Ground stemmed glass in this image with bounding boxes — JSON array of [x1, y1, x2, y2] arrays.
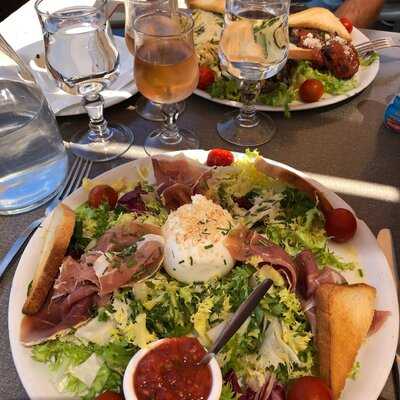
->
[[133, 10, 200, 156], [125, 0, 185, 122], [218, 0, 290, 146], [35, 0, 134, 162]]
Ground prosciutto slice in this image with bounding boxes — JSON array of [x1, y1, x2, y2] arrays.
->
[[254, 157, 334, 217], [152, 154, 210, 210], [368, 310, 391, 336], [21, 222, 164, 346], [225, 227, 297, 289]]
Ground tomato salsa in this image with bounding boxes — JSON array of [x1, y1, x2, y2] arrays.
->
[[134, 337, 212, 400]]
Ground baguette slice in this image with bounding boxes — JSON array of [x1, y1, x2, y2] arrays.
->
[[288, 44, 319, 62], [315, 283, 376, 399], [22, 204, 76, 315], [289, 7, 352, 41], [188, 0, 225, 14]]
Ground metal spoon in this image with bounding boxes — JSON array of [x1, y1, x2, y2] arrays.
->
[[199, 278, 273, 366]]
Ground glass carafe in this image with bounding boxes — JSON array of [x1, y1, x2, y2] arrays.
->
[[0, 51, 68, 215]]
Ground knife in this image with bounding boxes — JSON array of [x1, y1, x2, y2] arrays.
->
[[377, 228, 400, 400]]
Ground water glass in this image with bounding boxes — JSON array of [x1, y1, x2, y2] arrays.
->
[[218, 0, 290, 146]]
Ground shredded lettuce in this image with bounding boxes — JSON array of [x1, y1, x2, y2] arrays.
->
[[360, 52, 379, 67], [220, 383, 240, 400]]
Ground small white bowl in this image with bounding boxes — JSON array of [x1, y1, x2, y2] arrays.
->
[[123, 338, 222, 400]]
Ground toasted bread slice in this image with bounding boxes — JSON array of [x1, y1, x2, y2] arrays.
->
[[315, 283, 376, 399], [22, 204, 75, 315], [288, 44, 319, 61], [188, 0, 224, 14], [289, 7, 352, 41]]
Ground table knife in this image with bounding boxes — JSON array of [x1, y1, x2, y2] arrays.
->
[[377, 228, 400, 400]]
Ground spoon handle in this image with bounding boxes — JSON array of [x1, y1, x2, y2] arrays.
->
[[208, 278, 273, 357]]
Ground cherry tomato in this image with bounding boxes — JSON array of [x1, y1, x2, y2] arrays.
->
[[325, 208, 357, 243], [207, 148, 234, 167], [340, 17, 353, 33], [287, 376, 332, 400], [94, 391, 123, 400], [88, 184, 118, 209], [299, 79, 324, 103], [198, 66, 215, 90]]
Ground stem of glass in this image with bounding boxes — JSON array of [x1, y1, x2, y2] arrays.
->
[[159, 103, 182, 145], [82, 93, 112, 142], [237, 79, 262, 128]]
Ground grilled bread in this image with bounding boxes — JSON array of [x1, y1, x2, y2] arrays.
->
[[22, 204, 75, 315], [188, 0, 225, 14], [315, 283, 376, 399], [289, 7, 352, 41]]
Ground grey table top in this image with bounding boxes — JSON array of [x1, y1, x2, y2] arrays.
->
[[1, 28, 399, 400]]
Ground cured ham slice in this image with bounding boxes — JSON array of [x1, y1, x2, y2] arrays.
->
[[225, 227, 297, 289], [21, 222, 164, 346], [20, 293, 96, 346], [98, 240, 164, 295], [152, 154, 210, 210], [295, 250, 346, 300], [368, 310, 391, 336], [254, 157, 334, 217]]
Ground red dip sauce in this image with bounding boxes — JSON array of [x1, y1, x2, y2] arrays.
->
[[134, 337, 212, 400]]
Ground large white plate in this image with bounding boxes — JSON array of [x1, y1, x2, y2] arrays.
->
[[17, 36, 138, 117], [8, 150, 398, 400], [194, 28, 380, 112]]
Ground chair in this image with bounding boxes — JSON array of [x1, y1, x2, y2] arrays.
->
[[379, 0, 400, 32]]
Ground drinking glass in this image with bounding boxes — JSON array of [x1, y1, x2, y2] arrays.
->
[[218, 0, 290, 146], [133, 10, 199, 156], [35, 0, 134, 162], [125, 0, 185, 122]]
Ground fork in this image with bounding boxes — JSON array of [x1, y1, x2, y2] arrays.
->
[[355, 37, 400, 57], [0, 157, 92, 279]]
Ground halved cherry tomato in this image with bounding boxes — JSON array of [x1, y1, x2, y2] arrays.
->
[[287, 376, 332, 400], [88, 184, 118, 209], [299, 79, 324, 103], [94, 391, 123, 400], [207, 148, 234, 167], [198, 65, 215, 90], [340, 17, 353, 33], [325, 208, 357, 243]]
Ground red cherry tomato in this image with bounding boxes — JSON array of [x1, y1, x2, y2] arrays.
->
[[340, 17, 353, 33], [88, 184, 118, 209], [287, 376, 332, 400], [198, 65, 215, 90], [95, 391, 123, 400], [207, 148, 234, 167], [325, 208, 357, 243], [299, 79, 324, 103]]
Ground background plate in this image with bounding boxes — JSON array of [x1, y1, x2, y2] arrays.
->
[[194, 29, 380, 112], [8, 150, 398, 400]]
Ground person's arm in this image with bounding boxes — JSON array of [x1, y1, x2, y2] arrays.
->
[[335, 0, 384, 28]]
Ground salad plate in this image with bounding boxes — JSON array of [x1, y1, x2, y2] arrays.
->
[[194, 26, 379, 112], [8, 150, 398, 400]]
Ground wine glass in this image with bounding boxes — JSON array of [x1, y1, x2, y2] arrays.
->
[[35, 0, 134, 162], [125, 0, 185, 122], [218, 0, 290, 146], [133, 10, 200, 156]]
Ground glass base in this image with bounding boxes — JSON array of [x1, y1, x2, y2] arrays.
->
[[135, 96, 185, 122], [217, 111, 276, 146], [144, 127, 199, 156], [69, 123, 134, 162]]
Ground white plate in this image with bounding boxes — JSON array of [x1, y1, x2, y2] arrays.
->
[[17, 36, 138, 117], [194, 28, 380, 112], [8, 150, 398, 400]]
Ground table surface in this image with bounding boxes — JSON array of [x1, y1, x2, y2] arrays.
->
[[0, 8, 400, 398]]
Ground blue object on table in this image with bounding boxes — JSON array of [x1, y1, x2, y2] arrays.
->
[[301, 0, 342, 10], [384, 95, 400, 133]]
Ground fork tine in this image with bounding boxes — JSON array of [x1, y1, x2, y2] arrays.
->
[[356, 38, 390, 52], [70, 160, 93, 194], [54, 156, 81, 202], [359, 42, 396, 56], [61, 157, 84, 198]]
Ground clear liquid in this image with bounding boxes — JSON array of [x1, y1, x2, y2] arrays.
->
[[0, 81, 68, 214], [219, 8, 288, 80], [43, 6, 119, 95], [135, 39, 199, 104]]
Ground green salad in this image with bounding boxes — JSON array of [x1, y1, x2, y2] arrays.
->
[[28, 151, 356, 399]]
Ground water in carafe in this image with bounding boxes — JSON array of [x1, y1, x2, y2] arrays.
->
[[0, 80, 68, 214]]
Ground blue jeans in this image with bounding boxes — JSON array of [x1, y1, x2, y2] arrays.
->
[[303, 0, 342, 11]]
